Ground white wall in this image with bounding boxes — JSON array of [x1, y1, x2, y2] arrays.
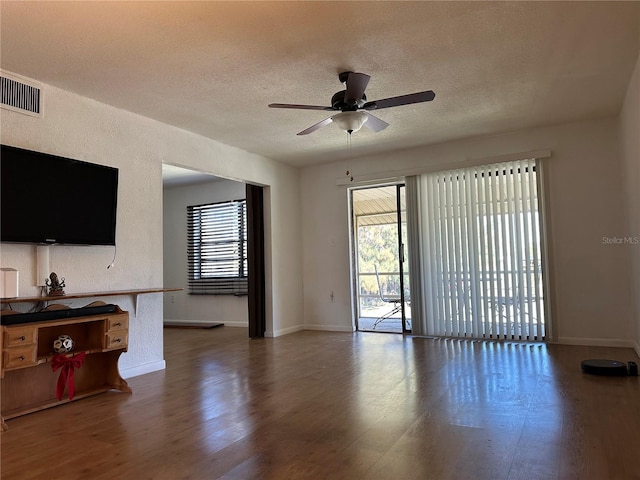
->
[[619, 52, 640, 356], [0, 81, 303, 378], [163, 177, 248, 327], [301, 117, 635, 347]]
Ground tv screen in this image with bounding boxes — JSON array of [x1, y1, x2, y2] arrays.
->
[[1, 145, 118, 246]]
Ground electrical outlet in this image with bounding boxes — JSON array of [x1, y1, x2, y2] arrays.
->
[[330, 291, 335, 303], [170, 295, 175, 303]]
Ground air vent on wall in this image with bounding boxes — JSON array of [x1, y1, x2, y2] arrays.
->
[[0, 71, 43, 117]]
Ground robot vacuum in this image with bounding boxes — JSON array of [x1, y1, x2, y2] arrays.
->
[[581, 359, 636, 376]]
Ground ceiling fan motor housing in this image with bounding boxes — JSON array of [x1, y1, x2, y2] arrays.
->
[[331, 90, 366, 111]]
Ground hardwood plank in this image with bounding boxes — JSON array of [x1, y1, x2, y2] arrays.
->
[[2, 328, 639, 479]]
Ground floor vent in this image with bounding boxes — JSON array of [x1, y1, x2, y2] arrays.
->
[[0, 71, 42, 117]]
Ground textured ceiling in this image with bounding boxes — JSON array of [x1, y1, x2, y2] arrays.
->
[[1, 1, 639, 168]]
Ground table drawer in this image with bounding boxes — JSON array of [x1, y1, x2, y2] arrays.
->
[[4, 327, 36, 347], [4, 346, 37, 369], [105, 331, 128, 350], [106, 316, 128, 332]]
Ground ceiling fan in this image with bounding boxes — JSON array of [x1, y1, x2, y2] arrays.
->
[[269, 71, 435, 136]]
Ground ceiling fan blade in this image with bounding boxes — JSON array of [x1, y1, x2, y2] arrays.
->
[[344, 72, 370, 105], [297, 117, 333, 135], [269, 103, 333, 111], [363, 90, 436, 110], [363, 112, 389, 133]]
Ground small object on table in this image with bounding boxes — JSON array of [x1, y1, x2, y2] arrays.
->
[[45, 272, 66, 296], [53, 334, 74, 354]]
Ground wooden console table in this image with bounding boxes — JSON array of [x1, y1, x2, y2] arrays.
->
[[1, 305, 130, 431], [0, 288, 181, 431]]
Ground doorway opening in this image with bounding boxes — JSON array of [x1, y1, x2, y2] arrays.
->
[[162, 165, 249, 331], [350, 184, 411, 333]]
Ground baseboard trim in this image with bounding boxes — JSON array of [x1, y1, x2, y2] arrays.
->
[[269, 324, 305, 337], [121, 360, 166, 379], [304, 324, 356, 333], [556, 337, 635, 349], [634, 341, 640, 358]]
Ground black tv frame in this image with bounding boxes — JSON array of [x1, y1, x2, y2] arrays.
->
[[0, 144, 119, 246]]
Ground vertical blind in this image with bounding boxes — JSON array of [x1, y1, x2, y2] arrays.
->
[[415, 158, 545, 340], [187, 199, 248, 295]]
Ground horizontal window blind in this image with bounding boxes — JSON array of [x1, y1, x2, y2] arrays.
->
[[188, 199, 247, 295]]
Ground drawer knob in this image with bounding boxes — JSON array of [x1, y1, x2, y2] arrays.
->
[[18, 355, 25, 361], [19, 335, 25, 341], [114, 322, 121, 327], [114, 338, 121, 343]]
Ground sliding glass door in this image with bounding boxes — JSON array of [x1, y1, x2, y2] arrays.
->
[[408, 158, 547, 340], [351, 184, 411, 333]]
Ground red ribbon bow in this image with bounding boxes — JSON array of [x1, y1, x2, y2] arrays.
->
[[51, 352, 86, 401]]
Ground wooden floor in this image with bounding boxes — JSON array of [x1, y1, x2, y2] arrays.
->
[[2, 327, 640, 480]]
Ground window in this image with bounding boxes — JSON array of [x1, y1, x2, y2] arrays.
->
[[187, 199, 247, 295]]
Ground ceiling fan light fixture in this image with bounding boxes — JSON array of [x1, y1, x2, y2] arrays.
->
[[332, 111, 368, 133]]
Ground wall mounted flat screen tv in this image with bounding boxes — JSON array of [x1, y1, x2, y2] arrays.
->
[[1, 145, 118, 246]]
